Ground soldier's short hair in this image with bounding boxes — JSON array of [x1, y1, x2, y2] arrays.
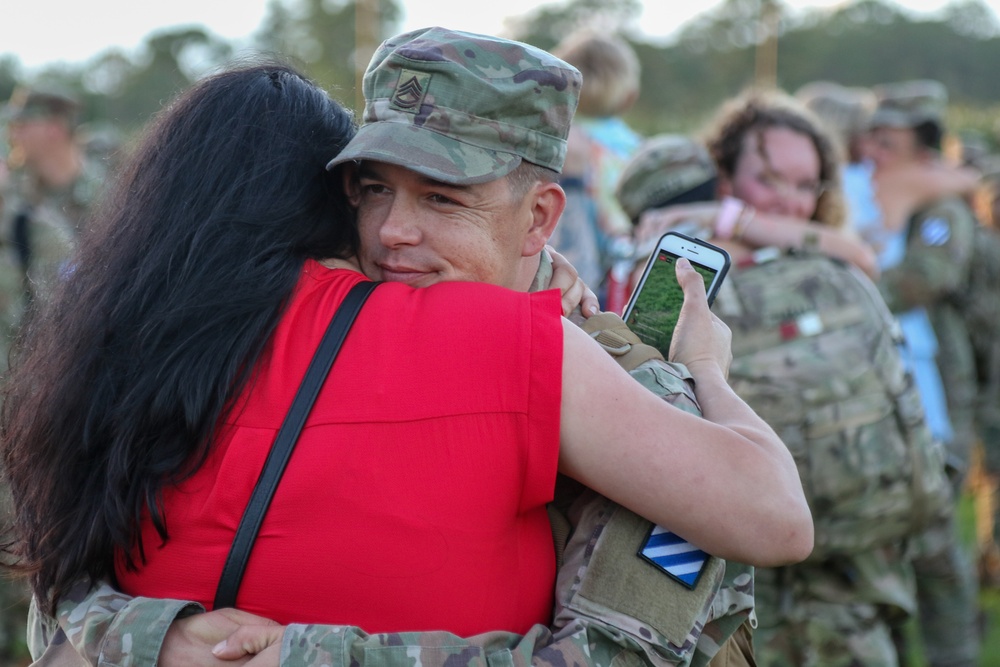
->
[[552, 30, 640, 118]]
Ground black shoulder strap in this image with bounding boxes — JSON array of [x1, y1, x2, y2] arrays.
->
[[214, 279, 380, 609]]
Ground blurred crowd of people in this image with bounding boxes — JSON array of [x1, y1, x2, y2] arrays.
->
[[549, 28, 1000, 667], [2, 24, 1000, 667]]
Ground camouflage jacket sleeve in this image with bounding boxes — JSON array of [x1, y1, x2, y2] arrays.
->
[[28, 580, 203, 666], [878, 197, 977, 313]]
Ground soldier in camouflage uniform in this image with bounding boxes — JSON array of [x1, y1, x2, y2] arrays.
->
[[614, 105, 953, 667], [20, 29, 800, 667], [0, 86, 103, 349], [866, 81, 981, 667], [0, 85, 103, 664], [968, 158, 1000, 585]]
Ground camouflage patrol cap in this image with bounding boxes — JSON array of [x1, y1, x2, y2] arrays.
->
[[870, 80, 947, 129], [4, 85, 80, 125], [616, 134, 716, 221], [327, 26, 582, 185], [795, 81, 876, 143]]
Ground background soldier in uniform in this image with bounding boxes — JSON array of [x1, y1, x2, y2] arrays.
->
[[0, 86, 103, 338], [0, 85, 103, 664], [866, 80, 981, 667]]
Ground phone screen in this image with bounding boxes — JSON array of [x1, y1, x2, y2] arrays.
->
[[624, 250, 719, 354]]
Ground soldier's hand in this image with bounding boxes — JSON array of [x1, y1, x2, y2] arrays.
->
[[160, 607, 278, 666], [213, 623, 284, 664], [669, 258, 732, 378]]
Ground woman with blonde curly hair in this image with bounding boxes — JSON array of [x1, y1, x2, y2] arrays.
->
[[705, 88, 847, 230]]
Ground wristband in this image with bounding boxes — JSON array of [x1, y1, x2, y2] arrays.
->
[[733, 204, 756, 241], [713, 196, 745, 240]]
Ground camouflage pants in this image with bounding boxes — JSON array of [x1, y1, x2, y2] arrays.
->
[[899, 513, 980, 667], [975, 407, 1000, 555]]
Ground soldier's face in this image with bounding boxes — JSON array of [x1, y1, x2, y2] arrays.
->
[[867, 126, 921, 171], [718, 127, 822, 221], [346, 161, 537, 290], [6, 118, 64, 166]]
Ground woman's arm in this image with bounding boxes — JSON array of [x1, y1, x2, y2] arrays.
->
[[637, 202, 879, 280], [875, 161, 980, 232], [558, 258, 813, 567]]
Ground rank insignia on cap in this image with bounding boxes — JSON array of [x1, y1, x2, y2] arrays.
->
[[638, 524, 710, 589], [390, 69, 430, 113], [920, 217, 950, 246]]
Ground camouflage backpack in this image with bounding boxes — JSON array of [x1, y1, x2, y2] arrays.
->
[[713, 249, 953, 560]]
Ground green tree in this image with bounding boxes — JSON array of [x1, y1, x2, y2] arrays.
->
[[252, 0, 402, 113], [506, 0, 642, 52]]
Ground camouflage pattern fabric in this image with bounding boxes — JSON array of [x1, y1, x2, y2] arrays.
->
[[753, 546, 916, 667], [24, 253, 752, 667], [714, 251, 952, 558], [706, 248, 955, 667], [962, 224, 1000, 468], [894, 512, 980, 667], [327, 26, 581, 185], [0, 161, 98, 363], [876, 197, 981, 667], [615, 135, 716, 224], [878, 196, 978, 478]]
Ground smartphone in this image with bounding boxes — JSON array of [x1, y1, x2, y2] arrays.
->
[[622, 232, 731, 356]]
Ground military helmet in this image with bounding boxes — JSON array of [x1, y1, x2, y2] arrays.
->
[[616, 134, 717, 222], [327, 26, 582, 185]]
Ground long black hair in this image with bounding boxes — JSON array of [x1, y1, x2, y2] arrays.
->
[[0, 61, 356, 612]]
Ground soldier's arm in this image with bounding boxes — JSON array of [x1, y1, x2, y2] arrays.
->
[[878, 203, 977, 312], [31, 584, 560, 667]]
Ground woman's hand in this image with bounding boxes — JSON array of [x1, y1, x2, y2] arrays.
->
[[668, 258, 733, 379], [547, 246, 599, 319], [635, 202, 719, 247], [160, 608, 279, 666], [212, 624, 284, 666]]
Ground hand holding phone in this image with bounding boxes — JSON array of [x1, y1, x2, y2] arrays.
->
[[669, 257, 734, 377], [622, 232, 731, 359]]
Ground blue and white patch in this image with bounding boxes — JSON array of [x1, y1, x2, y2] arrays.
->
[[638, 525, 710, 589], [920, 217, 951, 246]]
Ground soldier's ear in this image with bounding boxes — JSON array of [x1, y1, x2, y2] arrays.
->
[[521, 181, 565, 257], [342, 164, 361, 207]]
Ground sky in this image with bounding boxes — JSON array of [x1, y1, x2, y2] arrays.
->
[[0, 0, 976, 71]]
